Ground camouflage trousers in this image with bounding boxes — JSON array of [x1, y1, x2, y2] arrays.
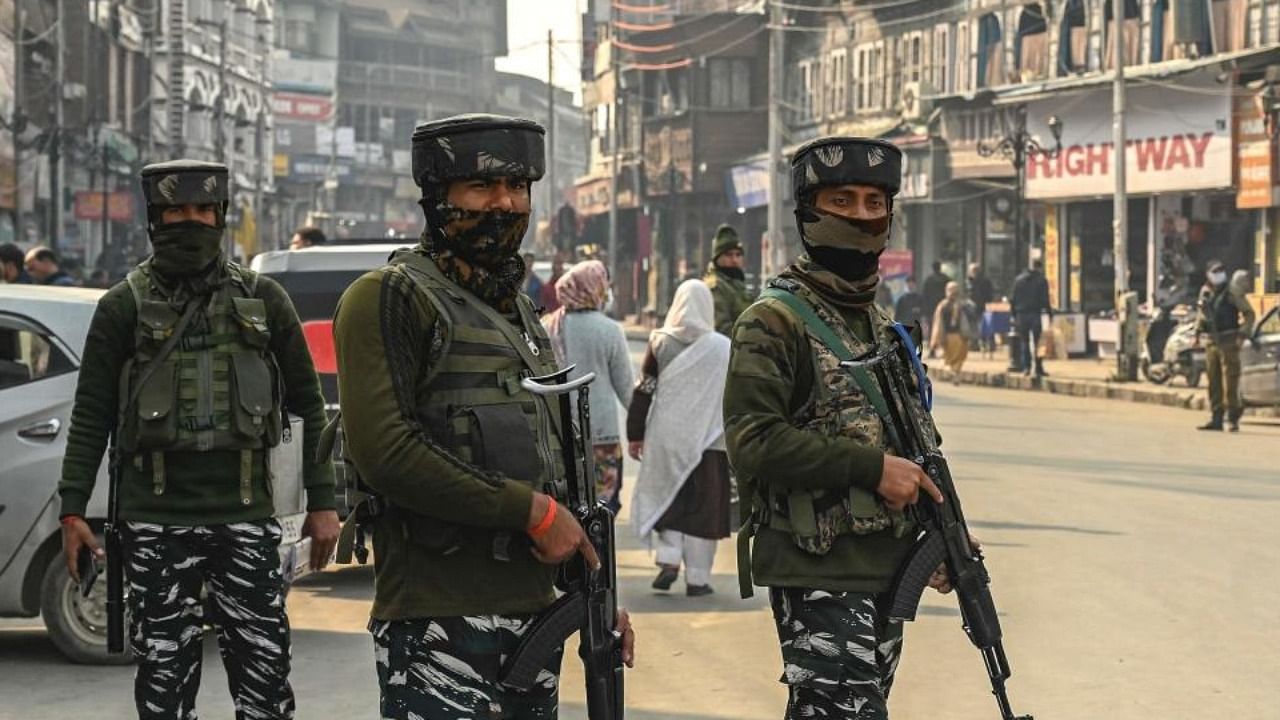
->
[[125, 521, 293, 720], [369, 615, 563, 720], [769, 587, 905, 720]]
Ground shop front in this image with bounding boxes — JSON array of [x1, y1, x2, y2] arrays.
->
[[1025, 73, 1246, 318], [572, 166, 646, 318]]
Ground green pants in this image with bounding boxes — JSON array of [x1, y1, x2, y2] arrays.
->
[[1205, 341, 1242, 419]]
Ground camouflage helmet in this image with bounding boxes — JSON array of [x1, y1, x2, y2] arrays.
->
[[411, 113, 546, 191], [791, 137, 902, 203], [140, 160, 230, 227]]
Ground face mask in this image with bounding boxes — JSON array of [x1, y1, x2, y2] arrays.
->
[[719, 265, 746, 282], [149, 221, 224, 277], [797, 206, 891, 282], [1208, 270, 1227, 286], [430, 203, 530, 271]]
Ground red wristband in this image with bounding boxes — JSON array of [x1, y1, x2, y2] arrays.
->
[[528, 498, 558, 539], [60, 515, 82, 527]]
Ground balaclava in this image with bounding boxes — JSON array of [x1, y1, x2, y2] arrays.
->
[[411, 114, 545, 310], [140, 160, 229, 279], [790, 137, 902, 283]]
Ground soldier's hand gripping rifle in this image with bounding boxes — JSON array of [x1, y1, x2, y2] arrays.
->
[[841, 330, 1032, 720], [499, 367, 624, 720]]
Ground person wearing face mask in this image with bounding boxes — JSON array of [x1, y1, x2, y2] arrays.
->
[[703, 224, 753, 336], [57, 160, 338, 719], [332, 115, 635, 719], [725, 137, 960, 720], [1195, 260, 1256, 432]]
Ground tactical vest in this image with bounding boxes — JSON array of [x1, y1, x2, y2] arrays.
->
[[378, 250, 569, 558], [1202, 287, 1242, 338], [119, 261, 283, 504], [749, 278, 936, 555]]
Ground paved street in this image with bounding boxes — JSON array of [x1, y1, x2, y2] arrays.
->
[[2, 372, 1278, 719]]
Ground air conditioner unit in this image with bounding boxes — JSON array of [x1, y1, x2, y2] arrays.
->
[[900, 81, 933, 122]]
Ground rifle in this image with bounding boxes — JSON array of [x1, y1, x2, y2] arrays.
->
[[499, 366, 624, 720], [104, 441, 125, 654], [841, 329, 1032, 720]]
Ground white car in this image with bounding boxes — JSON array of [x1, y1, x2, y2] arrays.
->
[[0, 285, 313, 664]]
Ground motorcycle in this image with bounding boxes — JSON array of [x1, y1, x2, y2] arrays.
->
[[1141, 306, 1205, 387]]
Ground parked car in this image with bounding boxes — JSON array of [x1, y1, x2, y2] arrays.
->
[[0, 285, 313, 664], [1241, 305, 1280, 407]]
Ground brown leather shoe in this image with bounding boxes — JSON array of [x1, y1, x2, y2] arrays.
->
[[686, 584, 714, 597], [651, 566, 678, 591]]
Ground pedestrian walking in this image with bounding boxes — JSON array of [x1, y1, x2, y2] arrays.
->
[[931, 281, 976, 378], [703, 224, 753, 336], [542, 259, 634, 514], [627, 278, 732, 598], [966, 262, 995, 353], [24, 246, 77, 286], [921, 260, 951, 349], [0, 242, 33, 283], [1195, 260, 1256, 432], [522, 251, 544, 300], [726, 136, 958, 720], [58, 160, 339, 719], [539, 251, 566, 312], [893, 276, 924, 326], [1011, 259, 1053, 377], [331, 114, 633, 720]]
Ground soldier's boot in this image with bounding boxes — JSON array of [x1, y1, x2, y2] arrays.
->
[[1227, 410, 1242, 433], [652, 565, 679, 591], [1197, 413, 1224, 431]]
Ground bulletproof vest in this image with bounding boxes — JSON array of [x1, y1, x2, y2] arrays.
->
[[119, 260, 282, 503], [387, 250, 568, 557], [1203, 287, 1241, 336], [754, 279, 935, 554]]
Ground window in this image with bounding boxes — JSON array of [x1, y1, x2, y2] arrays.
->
[[1058, 0, 1089, 74], [827, 49, 847, 118], [0, 319, 74, 391], [956, 21, 971, 93], [1104, 0, 1141, 68], [933, 24, 950, 93], [1016, 4, 1049, 81], [976, 13, 1004, 88], [854, 45, 870, 110], [869, 43, 884, 110], [708, 58, 751, 109]]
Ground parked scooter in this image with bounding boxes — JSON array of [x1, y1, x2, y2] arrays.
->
[[1141, 305, 1205, 387]]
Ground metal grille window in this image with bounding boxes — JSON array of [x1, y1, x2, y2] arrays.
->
[[708, 58, 751, 109], [827, 49, 847, 118]]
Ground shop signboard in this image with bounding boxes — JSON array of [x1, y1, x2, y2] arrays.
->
[[74, 191, 133, 222], [1025, 78, 1232, 199], [727, 161, 769, 210], [1044, 205, 1060, 309], [1234, 91, 1274, 209], [272, 93, 335, 123]]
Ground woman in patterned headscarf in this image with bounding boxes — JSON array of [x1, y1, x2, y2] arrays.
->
[[541, 260, 634, 513]]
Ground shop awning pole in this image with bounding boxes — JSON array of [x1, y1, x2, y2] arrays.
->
[[1113, 11, 1138, 381]]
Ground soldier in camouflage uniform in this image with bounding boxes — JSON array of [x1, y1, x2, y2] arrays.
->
[[704, 224, 753, 336], [59, 160, 339, 719], [725, 137, 954, 720], [332, 114, 634, 720]]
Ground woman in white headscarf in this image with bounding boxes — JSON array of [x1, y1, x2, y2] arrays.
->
[[626, 279, 732, 597]]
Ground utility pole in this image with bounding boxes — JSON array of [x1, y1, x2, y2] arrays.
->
[[215, 18, 227, 164], [12, 0, 20, 234], [546, 29, 556, 224], [606, 9, 620, 291], [765, 0, 784, 279], [48, 0, 65, 251], [1113, 10, 1137, 381]]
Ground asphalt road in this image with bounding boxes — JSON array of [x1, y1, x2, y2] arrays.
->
[[2, 367, 1278, 719]]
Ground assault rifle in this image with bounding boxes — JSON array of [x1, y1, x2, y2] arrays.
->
[[841, 329, 1032, 720], [499, 367, 624, 720], [104, 441, 125, 654]]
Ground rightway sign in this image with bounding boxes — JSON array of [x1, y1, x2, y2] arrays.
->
[[1024, 77, 1232, 199]]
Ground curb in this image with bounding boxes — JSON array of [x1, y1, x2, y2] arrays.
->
[[932, 366, 1279, 418]]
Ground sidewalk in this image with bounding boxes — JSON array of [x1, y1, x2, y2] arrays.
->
[[931, 352, 1280, 417], [624, 321, 1277, 418]]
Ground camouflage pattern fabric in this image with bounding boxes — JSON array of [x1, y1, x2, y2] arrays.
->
[[369, 615, 562, 720], [124, 520, 293, 720], [791, 137, 902, 200], [412, 114, 546, 188], [140, 160, 230, 207], [770, 587, 904, 720], [705, 266, 753, 337], [594, 442, 623, 515]]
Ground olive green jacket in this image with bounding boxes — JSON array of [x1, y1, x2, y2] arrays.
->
[[705, 265, 753, 337], [59, 266, 335, 525], [724, 266, 916, 593], [333, 264, 558, 620]]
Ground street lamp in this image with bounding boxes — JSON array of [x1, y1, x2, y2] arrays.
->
[[978, 107, 1063, 271]]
